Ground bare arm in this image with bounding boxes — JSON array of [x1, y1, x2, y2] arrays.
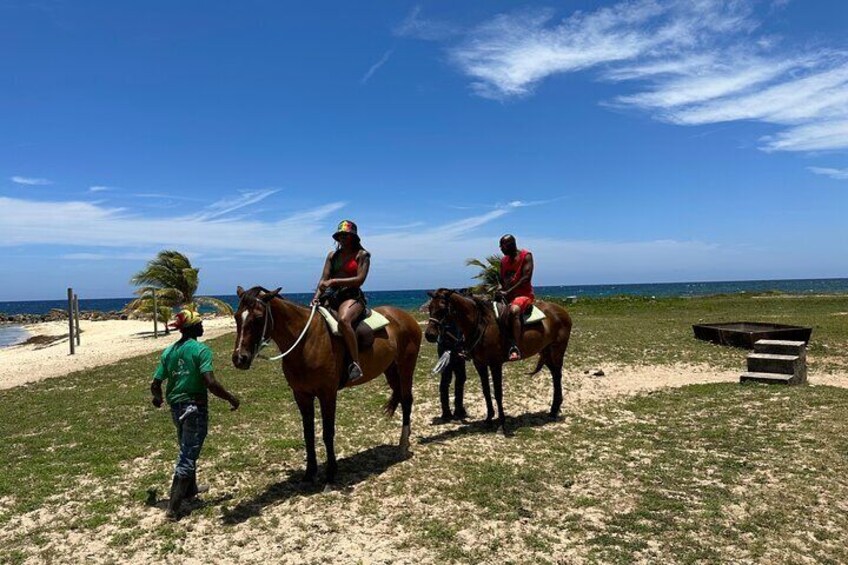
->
[[312, 251, 334, 303], [203, 372, 240, 410], [504, 253, 533, 295], [328, 251, 370, 289]]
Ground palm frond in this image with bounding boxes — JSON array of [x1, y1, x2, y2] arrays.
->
[[194, 296, 234, 315]]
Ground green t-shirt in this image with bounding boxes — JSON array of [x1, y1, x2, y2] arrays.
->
[[153, 339, 214, 404]]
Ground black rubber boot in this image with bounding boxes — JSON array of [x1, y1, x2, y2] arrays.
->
[[166, 476, 191, 520]]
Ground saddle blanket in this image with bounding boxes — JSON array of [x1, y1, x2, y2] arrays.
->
[[318, 306, 390, 336], [492, 302, 546, 325]]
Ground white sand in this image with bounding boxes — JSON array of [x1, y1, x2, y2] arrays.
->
[[0, 317, 235, 390]]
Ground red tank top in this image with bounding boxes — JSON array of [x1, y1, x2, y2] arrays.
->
[[500, 249, 534, 300], [331, 251, 358, 278]]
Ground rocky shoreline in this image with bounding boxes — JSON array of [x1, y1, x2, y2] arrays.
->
[[0, 309, 129, 325]]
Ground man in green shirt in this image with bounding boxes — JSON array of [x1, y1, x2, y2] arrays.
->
[[150, 309, 240, 520]]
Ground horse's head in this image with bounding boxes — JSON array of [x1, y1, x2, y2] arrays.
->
[[424, 288, 456, 343], [232, 285, 282, 370]]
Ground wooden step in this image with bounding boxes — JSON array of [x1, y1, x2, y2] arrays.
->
[[754, 339, 806, 356], [747, 353, 801, 376], [740, 372, 795, 385]]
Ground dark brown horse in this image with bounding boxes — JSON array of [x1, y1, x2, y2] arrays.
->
[[232, 286, 422, 483], [425, 289, 572, 430]]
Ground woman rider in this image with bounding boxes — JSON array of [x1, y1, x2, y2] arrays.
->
[[312, 220, 370, 383]]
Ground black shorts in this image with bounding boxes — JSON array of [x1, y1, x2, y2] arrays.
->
[[323, 287, 367, 311]]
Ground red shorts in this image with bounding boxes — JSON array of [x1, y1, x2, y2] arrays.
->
[[510, 296, 534, 314]]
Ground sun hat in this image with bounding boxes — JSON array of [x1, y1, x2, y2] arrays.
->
[[332, 220, 360, 243], [169, 309, 203, 330]]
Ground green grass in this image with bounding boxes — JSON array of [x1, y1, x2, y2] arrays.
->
[[2, 293, 848, 563]]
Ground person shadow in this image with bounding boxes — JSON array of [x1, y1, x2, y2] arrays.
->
[[418, 410, 556, 443], [221, 443, 410, 525]]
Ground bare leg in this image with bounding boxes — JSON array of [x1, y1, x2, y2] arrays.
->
[[509, 304, 522, 360], [294, 392, 317, 482], [338, 299, 365, 378]]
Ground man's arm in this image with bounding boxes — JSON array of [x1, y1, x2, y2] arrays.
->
[[505, 253, 533, 295], [203, 372, 240, 411], [150, 379, 164, 408]]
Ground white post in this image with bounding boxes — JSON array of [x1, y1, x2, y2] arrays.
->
[[74, 294, 81, 346]]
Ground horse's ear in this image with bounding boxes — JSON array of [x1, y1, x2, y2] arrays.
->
[[236, 286, 245, 298], [426, 291, 435, 299], [263, 287, 282, 302]]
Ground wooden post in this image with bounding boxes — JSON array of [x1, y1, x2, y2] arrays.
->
[[153, 289, 159, 338], [74, 294, 81, 346], [67, 288, 75, 355]]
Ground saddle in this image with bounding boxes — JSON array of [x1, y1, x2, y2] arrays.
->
[[492, 302, 546, 327], [317, 306, 390, 350]]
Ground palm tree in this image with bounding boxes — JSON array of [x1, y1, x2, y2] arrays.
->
[[465, 254, 502, 296], [125, 250, 233, 323]]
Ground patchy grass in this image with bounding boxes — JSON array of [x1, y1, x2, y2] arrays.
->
[[2, 293, 848, 563]]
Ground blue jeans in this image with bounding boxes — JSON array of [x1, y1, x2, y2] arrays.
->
[[169, 402, 208, 479]]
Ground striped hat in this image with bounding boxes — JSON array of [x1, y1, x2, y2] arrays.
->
[[169, 309, 202, 330], [332, 220, 360, 243]]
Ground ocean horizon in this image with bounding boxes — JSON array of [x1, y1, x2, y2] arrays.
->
[[3, 277, 848, 318]]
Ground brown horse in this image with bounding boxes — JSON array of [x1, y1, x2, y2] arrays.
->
[[232, 286, 422, 484], [425, 289, 572, 430]]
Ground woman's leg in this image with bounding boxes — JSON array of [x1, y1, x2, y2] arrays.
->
[[338, 298, 365, 378]]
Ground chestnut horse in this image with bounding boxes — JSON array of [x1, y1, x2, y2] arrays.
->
[[232, 286, 422, 484], [425, 289, 572, 430]]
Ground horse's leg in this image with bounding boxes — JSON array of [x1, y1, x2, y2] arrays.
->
[[474, 361, 495, 425], [491, 363, 507, 431], [293, 391, 317, 483], [547, 346, 567, 420], [318, 392, 338, 484], [385, 363, 413, 457]]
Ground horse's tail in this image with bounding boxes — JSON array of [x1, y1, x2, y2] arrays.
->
[[526, 355, 546, 376], [383, 389, 401, 417]]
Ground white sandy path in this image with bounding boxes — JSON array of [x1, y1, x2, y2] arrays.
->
[[0, 317, 235, 390]]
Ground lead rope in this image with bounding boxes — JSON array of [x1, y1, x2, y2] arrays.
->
[[268, 302, 318, 361]]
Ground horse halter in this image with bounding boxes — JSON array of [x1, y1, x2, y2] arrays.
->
[[237, 295, 275, 359], [429, 291, 486, 353]]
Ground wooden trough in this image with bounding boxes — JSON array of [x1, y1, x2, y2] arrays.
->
[[692, 322, 812, 349]]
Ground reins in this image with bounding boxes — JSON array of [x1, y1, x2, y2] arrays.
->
[[430, 292, 488, 355], [238, 294, 318, 362]]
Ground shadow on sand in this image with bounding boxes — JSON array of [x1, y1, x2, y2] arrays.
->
[[221, 443, 410, 525], [418, 410, 556, 443]]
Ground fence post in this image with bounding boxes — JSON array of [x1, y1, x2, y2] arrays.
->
[[67, 288, 75, 355], [74, 294, 81, 346], [153, 289, 158, 338]]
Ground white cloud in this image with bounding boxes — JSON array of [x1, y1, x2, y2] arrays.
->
[[190, 189, 279, 221], [441, 0, 848, 152], [361, 50, 393, 84], [808, 166, 848, 180], [89, 185, 114, 192], [11, 176, 52, 186]]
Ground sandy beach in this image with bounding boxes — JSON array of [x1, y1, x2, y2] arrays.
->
[[0, 317, 235, 390]]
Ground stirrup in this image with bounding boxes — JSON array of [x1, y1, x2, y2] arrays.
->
[[348, 362, 364, 383]]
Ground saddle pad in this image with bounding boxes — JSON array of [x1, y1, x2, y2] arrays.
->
[[492, 302, 546, 325], [318, 306, 390, 336]]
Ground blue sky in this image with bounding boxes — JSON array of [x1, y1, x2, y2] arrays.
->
[[2, 0, 848, 300]]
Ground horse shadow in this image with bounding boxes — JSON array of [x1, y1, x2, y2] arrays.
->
[[221, 443, 409, 525], [418, 410, 556, 444]]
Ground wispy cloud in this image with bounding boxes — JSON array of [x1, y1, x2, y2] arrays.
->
[[190, 189, 280, 221], [11, 176, 52, 186], [394, 5, 459, 41], [361, 49, 394, 84], [808, 166, 848, 180], [440, 0, 848, 152], [89, 185, 115, 192]]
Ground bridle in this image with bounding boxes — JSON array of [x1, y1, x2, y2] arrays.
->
[[237, 294, 318, 362], [428, 291, 487, 354]]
